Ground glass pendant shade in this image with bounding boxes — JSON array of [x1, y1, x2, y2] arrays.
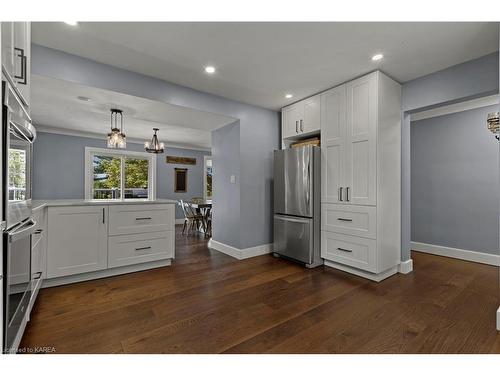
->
[[145, 128, 165, 154], [107, 109, 126, 148]]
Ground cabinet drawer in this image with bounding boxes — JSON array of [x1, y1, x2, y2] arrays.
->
[[321, 231, 376, 272], [321, 203, 376, 239], [108, 204, 175, 236], [108, 231, 174, 268]]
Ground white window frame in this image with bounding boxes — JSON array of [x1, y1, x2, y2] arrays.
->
[[85, 147, 157, 200], [203, 155, 212, 201]]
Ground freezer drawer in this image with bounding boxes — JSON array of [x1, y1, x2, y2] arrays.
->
[[273, 214, 313, 264]]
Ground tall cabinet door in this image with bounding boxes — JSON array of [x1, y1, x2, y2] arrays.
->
[[321, 84, 346, 203], [345, 73, 377, 206], [47, 206, 108, 278]]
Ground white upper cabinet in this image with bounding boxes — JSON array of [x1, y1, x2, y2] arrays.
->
[[345, 73, 377, 206], [282, 94, 321, 139], [1, 22, 31, 109], [301, 95, 321, 134], [282, 104, 302, 138], [47, 206, 108, 278], [321, 84, 346, 204]]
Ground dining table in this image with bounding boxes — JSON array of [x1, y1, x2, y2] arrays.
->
[[188, 200, 212, 234]]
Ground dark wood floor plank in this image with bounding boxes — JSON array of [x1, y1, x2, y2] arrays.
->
[[19, 227, 500, 353]]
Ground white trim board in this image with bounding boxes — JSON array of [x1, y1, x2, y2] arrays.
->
[[398, 259, 413, 274], [411, 241, 500, 266], [324, 260, 398, 282], [208, 239, 272, 260], [410, 94, 499, 122]]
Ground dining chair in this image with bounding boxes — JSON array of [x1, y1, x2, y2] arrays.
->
[[179, 200, 204, 235], [205, 209, 212, 238]]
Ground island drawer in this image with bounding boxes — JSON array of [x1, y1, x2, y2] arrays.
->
[[108, 204, 175, 235], [108, 231, 174, 268]]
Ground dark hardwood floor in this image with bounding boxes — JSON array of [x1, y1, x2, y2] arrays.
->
[[20, 226, 500, 353]]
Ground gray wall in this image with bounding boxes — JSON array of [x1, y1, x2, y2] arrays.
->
[[212, 122, 241, 247], [411, 105, 499, 254], [33, 132, 210, 219], [32, 45, 280, 249], [401, 52, 499, 261]]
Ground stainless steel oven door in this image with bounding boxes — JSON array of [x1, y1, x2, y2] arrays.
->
[[2, 81, 36, 229], [3, 217, 36, 353]]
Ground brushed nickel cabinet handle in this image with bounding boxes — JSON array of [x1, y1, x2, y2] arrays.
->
[[339, 187, 343, 202], [135, 246, 152, 251], [102, 208, 105, 223], [346, 187, 350, 202], [300, 119, 303, 132], [135, 217, 152, 221], [337, 218, 353, 222], [295, 120, 298, 133], [337, 247, 352, 253]]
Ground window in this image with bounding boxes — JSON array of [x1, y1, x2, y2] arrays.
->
[[85, 147, 156, 200], [204, 156, 212, 201]]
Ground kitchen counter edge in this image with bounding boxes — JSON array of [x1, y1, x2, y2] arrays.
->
[[32, 199, 178, 211]]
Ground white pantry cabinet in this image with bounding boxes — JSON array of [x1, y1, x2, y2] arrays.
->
[[320, 71, 401, 281], [47, 206, 108, 278], [282, 94, 320, 139]]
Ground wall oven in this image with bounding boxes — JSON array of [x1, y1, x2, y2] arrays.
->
[[3, 218, 36, 352], [2, 80, 35, 229], [2, 80, 36, 353]]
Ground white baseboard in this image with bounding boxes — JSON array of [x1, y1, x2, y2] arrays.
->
[[208, 239, 272, 260], [497, 306, 500, 331], [411, 241, 500, 266], [398, 259, 413, 274], [324, 260, 398, 282]]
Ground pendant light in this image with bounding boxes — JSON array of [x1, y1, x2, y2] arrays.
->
[[107, 109, 126, 148], [487, 112, 499, 140], [145, 128, 165, 154]]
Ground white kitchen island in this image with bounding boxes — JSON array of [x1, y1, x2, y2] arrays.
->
[[31, 199, 177, 288]]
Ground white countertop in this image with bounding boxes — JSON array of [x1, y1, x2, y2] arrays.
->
[[32, 199, 178, 211]]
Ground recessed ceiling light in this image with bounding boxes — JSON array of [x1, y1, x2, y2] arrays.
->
[[77, 96, 91, 102], [205, 66, 216, 74], [285, 94, 293, 99], [64, 21, 78, 26], [371, 54, 384, 61]]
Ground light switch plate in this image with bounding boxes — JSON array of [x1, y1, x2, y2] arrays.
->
[[230, 175, 236, 184]]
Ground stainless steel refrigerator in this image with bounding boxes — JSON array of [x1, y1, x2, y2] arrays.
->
[[273, 145, 322, 268]]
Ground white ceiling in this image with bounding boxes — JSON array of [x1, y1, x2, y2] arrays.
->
[[32, 22, 499, 110], [31, 75, 236, 150]]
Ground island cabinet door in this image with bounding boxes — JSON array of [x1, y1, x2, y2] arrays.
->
[[47, 206, 108, 278]]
